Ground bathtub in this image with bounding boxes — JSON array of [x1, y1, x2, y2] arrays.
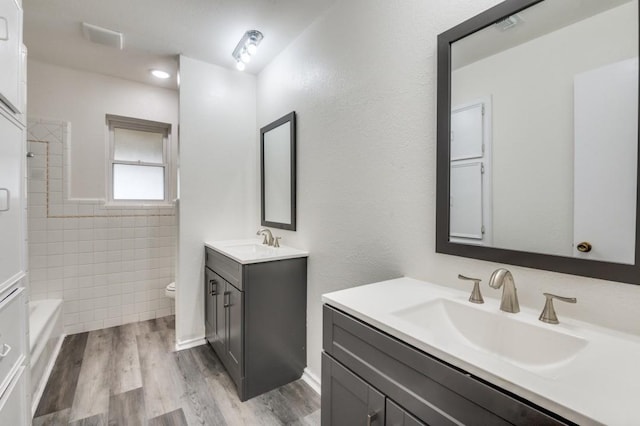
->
[[29, 299, 64, 415]]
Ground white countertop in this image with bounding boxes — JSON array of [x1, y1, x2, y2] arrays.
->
[[205, 239, 308, 264], [322, 277, 640, 426]]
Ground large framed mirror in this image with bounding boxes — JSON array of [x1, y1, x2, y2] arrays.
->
[[436, 0, 640, 284], [261, 111, 296, 230]]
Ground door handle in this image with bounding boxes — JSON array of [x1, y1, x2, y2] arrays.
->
[[0, 188, 9, 212], [366, 412, 378, 426], [209, 279, 217, 296], [0, 17, 8, 41], [0, 343, 11, 358], [223, 291, 231, 308], [576, 241, 592, 253]]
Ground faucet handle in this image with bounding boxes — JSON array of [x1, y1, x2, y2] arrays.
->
[[539, 293, 577, 324], [261, 234, 269, 245], [458, 274, 484, 304], [273, 237, 281, 248]]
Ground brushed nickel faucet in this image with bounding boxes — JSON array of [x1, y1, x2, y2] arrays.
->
[[488, 268, 520, 313], [538, 293, 577, 324], [458, 274, 484, 304], [256, 228, 275, 246]]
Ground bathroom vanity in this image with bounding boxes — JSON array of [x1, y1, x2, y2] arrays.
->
[[322, 278, 640, 425], [204, 239, 308, 401]]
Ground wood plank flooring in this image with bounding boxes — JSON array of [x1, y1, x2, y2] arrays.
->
[[33, 316, 320, 426]]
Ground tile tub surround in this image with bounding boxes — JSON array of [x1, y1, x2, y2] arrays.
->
[[323, 277, 640, 425], [32, 316, 321, 425], [27, 118, 176, 334]]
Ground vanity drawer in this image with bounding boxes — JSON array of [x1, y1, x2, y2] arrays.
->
[[323, 305, 570, 426], [205, 248, 243, 290], [0, 287, 26, 394]]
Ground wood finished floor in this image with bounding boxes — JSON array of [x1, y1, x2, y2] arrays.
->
[[33, 316, 320, 426]]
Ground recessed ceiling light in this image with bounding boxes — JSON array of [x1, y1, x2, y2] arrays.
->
[[150, 69, 171, 79]]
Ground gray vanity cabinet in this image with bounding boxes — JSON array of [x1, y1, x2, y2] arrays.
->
[[204, 247, 307, 401], [322, 305, 572, 426]]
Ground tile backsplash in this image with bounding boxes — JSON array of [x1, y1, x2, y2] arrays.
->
[[27, 118, 176, 334]]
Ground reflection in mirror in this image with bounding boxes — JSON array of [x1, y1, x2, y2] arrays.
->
[[437, 0, 640, 284], [261, 111, 296, 230], [449, 0, 638, 264]]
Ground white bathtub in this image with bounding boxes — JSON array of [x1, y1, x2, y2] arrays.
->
[[29, 299, 64, 415]]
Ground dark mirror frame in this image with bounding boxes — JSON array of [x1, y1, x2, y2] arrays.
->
[[436, 0, 640, 285], [261, 111, 297, 231]]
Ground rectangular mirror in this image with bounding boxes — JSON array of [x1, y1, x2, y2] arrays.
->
[[437, 0, 640, 284], [261, 111, 296, 230]]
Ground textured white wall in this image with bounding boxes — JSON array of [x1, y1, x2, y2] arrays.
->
[[257, 0, 640, 379], [452, 2, 638, 257], [177, 56, 257, 345], [27, 59, 179, 200]]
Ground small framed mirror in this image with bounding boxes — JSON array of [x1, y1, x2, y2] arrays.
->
[[261, 111, 296, 230]]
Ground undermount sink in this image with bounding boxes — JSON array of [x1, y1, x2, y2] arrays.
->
[[391, 298, 588, 371], [224, 242, 275, 255]]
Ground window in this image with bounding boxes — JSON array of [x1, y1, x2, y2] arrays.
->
[[106, 115, 172, 204]]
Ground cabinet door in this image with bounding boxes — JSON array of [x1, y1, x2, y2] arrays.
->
[[0, 115, 23, 288], [225, 282, 243, 371], [214, 278, 225, 353], [386, 399, 426, 426], [321, 353, 385, 426], [204, 268, 218, 344], [0, 0, 22, 113]]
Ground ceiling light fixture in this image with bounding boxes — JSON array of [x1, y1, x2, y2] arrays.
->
[[232, 30, 264, 71], [150, 69, 171, 79]]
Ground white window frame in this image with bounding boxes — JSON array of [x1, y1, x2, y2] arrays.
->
[[106, 114, 172, 206]]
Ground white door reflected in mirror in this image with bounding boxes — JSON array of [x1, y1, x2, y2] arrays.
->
[[450, 0, 638, 264]]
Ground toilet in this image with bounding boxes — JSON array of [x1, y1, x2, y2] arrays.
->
[[165, 282, 176, 299]]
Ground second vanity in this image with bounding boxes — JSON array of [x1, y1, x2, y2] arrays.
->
[[322, 278, 640, 425], [204, 239, 308, 401]]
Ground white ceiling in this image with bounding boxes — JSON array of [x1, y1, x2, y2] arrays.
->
[[23, 0, 337, 89]]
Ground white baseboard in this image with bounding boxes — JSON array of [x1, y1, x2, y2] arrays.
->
[[301, 368, 321, 395], [32, 333, 66, 416], [174, 337, 206, 351]]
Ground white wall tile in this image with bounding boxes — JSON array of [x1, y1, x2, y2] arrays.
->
[[27, 118, 177, 333], [84, 320, 105, 332], [94, 308, 107, 320]]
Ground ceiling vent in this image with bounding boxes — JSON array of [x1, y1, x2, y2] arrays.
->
[[81, 22, 124, 49]]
